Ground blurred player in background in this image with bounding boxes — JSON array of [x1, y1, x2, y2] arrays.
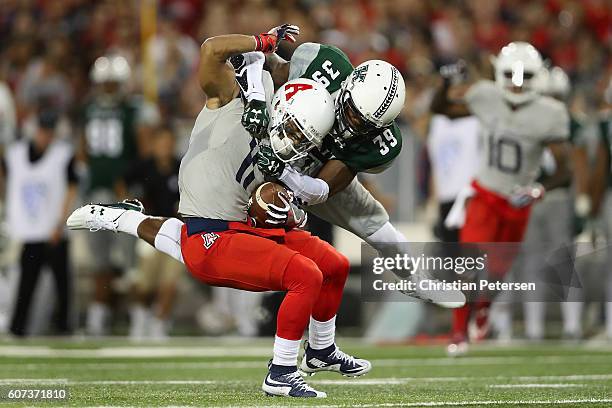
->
[[117, 126, 182, 341], [68, 26, 371, 398], [80, 55, 160, 336], [518, 66, 589, 341], [591, 78, 612, 340], [81, 55, 137, 336], [433, 42, 571, 355]]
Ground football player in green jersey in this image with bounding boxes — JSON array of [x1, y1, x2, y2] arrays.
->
[[516, 66, 589, 341], [236, 43, 465, 308], [591, 78, 612, 339], [80, 55, 155, 336]]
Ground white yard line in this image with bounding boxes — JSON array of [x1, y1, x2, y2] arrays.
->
[[1, 345, 612, 366], [311, 374, 612, 385], [80, 399, 612, 408], [0, 346, 273, 358], [1, 374, 611, 386], [488, 383, 586, 388]]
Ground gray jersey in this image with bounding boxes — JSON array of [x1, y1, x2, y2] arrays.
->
[[178, 73, 274, 220], [465, 80, 569, 196]]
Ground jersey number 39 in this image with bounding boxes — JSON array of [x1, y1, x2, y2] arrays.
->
[[373, 129, 397, 155]]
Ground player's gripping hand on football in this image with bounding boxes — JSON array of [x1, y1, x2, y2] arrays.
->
[[242, 100, 269, 138], [262, 191, 308, 229], [254, 24, 300, 54], [509, 183, 545, 208], [257, 144, 285, 179]]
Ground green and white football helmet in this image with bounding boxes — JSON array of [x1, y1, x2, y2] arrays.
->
[[333, 60, 405, 141]]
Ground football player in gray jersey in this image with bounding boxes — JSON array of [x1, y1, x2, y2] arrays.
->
[[67, 26, 373, 398], [432, 41, 571, 356]]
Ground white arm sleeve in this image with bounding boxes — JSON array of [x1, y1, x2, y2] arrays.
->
[[233, 52, 266, 102], [278, 166, 330, 205]]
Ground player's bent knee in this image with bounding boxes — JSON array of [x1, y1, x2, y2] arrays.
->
[[284, 254, 324, 294], [322, 248, 350, 283], [335, 252, 350, 281], [154, 218, 185, 263]]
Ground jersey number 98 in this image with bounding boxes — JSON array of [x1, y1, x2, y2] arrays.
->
[[86, 118, 124, 157]]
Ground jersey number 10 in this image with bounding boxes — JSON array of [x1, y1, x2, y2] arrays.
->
[[488, 134, 522, 174]]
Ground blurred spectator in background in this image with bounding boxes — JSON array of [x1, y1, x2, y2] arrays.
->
[[117, 126, 182, 341], [428, 61, 480, 242], [80, 55, 142, 336], [147, 13, 198, 119], [0, 78, 16, 147], [4, 108, 77, 337], [16, 36, 74, 117]]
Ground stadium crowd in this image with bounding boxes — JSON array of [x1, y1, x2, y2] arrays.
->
[[0, 0, 610, 339]]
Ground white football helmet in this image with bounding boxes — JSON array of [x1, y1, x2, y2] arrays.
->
[[548, 66, 570, 98], [334, 60, 405, 140], [493, 42, 544, 105], [90, 55, 131, 84], [269, 78, 335, 162]]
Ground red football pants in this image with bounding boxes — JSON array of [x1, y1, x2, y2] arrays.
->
[[453, 182, 531, 337], [180, 225, 349, 340]]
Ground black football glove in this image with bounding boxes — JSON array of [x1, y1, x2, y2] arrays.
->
[[242, 100, 269, 138], [439, 60, 468, 85], [256, 144, 285, 179]]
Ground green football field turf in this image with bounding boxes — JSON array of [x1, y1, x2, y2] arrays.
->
[[0, 338, 611, 407]]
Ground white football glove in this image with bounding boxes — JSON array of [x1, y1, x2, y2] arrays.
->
[[265, 193, 291, 226]]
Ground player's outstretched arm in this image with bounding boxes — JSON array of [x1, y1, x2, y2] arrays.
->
[[199, 25, 299, 108], [199, 35, 259, 108], [275, 160, 355, 205], [316, 160, 357, 197]]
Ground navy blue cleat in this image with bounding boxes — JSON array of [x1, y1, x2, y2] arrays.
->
[[262, 361, 326, 398], [300, 341, 372, 377]]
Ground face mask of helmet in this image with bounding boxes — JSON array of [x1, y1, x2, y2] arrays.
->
[[269, 110, 316, 163], [332, 89, 380, 140], [501, 66, 536, 101], [494, 42, 543, 105]]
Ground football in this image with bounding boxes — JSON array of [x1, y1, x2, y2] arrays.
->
[[248, 182, 294, 227]]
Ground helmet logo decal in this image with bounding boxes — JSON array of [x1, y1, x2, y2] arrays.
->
[[352, 65, 369, 82], [373, 67, 399, 121], [284, 83, 313, 101]]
